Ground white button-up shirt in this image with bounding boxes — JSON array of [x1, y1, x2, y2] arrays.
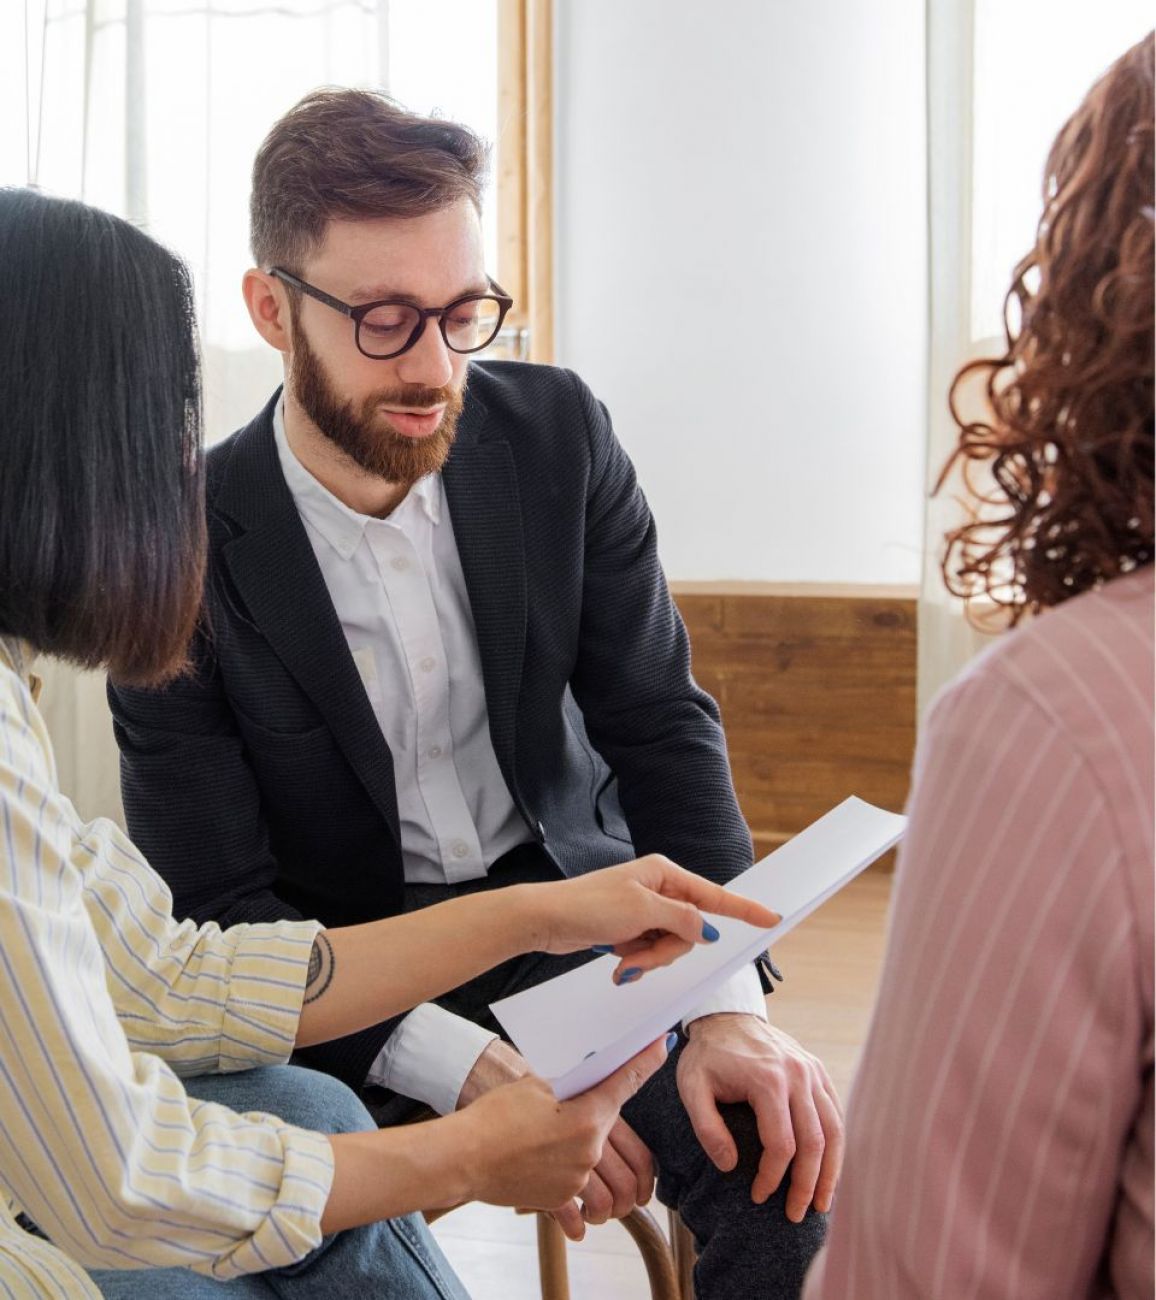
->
[[274, 406, 764, 1115]]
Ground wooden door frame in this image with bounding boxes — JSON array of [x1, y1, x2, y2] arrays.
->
[[497, 0, 554, 362]]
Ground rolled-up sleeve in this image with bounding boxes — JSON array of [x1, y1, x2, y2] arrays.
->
[[74, 815, 322, 1075], [0, 677, 334, 1278]]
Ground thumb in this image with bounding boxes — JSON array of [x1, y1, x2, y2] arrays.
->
[[582, 1036, 670, 1118]]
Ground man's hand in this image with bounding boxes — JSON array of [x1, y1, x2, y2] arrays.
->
[[573, 1116, 654, 1231], [457, 1039, 655, 1240], [456, 1038, 529, 1109], [677, 1013, 844, 1223]]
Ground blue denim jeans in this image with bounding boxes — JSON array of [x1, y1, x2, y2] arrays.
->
[[86, 1065, 469, 1299]]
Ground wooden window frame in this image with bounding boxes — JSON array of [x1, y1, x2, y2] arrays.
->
[[496, 0, 553, 363]]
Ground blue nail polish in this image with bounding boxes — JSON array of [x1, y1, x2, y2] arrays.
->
[[665, 1031, 679, 1052], [590, 944, 615, 954], [618, 967, 642, 984], [702, 921, 720, 942]]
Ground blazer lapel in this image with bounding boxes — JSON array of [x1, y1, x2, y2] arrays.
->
[[442, 425, 528, 805], [214, 397, 401, 839]]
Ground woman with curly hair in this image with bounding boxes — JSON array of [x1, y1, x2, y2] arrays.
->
[[804, 32, 1153, 1300]]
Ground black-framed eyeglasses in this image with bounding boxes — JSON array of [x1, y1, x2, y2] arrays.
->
[[268, 267, 514, 361]]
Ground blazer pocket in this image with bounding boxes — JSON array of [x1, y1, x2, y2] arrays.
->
[[595, 774, 633, 845], [233, 710, 336, 762]]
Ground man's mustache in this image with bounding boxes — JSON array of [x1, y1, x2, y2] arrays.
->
[[366, 384, 461, 410]]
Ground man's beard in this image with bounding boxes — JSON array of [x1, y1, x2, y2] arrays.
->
[[290, 328, 464, 486]]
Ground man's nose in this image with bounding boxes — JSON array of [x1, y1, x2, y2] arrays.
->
[[397, 317, 454, 388]]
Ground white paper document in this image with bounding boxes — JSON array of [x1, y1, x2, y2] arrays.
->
[[491, 796, 906, 1099]]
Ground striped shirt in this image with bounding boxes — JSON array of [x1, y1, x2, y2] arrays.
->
[[0, 638, 334, 1296], [804, 568, 1154, 1299]]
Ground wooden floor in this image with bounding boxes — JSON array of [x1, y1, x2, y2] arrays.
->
[[429, 871, 894, 1298]]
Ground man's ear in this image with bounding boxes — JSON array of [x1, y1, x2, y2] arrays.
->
[[243, 268, 292, 354]]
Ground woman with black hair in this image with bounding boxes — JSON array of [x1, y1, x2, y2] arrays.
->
[[0, 187, 777, 1298]]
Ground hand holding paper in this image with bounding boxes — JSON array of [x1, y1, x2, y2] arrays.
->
[[518, 855, 781, 981], [493, 797, 906, 1100], [451, 1034, 673, 1218]]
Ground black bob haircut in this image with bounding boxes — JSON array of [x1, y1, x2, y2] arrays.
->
[[0, 188, 205, 685]]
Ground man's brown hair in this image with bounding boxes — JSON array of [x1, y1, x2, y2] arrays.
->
[[250, 88, 489, 271]]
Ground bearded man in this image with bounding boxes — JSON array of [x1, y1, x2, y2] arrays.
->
[[108, 89, 842, 1300]]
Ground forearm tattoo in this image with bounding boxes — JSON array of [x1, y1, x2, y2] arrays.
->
[[303, 932, 335, 1004]]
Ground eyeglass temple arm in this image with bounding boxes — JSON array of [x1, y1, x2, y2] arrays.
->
[[487, 277, 514, 304], [272, 266, 512, 315], [267, 268, 355, 318]]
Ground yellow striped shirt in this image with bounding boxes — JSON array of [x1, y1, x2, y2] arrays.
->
[[0, 638, 334, 1296]]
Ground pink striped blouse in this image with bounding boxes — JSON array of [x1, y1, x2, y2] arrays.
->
[[804, 568, 1154, 1299]]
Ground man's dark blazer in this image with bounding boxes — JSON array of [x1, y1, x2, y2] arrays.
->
[[109, 361, 754, 1089]]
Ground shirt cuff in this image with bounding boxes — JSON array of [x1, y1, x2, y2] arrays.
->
[[365, 1004, 498, 1116], [208, 1121, 334, 1279], [218, 918, 324, 1072], [682, 963, 768, 1029]]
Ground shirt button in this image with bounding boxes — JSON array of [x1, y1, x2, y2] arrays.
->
[[427, 744, 443, 761], [391, 555, 410, 572], [419, 656, 437, 673], [451, 841, 470, 860]]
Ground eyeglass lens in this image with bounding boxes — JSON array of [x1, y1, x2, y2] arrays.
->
[[358, 297, 504, 358]]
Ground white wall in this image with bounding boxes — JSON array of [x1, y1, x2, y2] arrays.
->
[[555, 0, 928, 584]]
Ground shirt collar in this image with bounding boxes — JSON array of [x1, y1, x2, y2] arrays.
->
[[0, 636, 41, 701], [272, 402, 441, 561], [407, 471, 443, 527]]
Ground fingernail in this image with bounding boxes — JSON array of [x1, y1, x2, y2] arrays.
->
[[665, 1031, 679, 1052], [701, 921, 720, 942], [591, 945, 615, 954], [618, 967, 642, 984]]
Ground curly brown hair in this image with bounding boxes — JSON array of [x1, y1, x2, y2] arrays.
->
[[939, 33, 1154, 622]]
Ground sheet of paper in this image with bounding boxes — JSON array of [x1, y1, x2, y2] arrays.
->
[[491, 796, 906, 1099]]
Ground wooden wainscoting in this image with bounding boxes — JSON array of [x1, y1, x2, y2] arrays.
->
[[671, 582, 919, 863]]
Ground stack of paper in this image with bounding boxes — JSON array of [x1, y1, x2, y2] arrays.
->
[[491, 796, 906, 1099]]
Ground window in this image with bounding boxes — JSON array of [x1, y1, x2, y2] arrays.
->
[[3, 0, 555, 434], [969, 0, 1151, 343]]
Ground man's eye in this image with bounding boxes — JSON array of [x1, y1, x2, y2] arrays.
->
[[362, 307, 412, 334]]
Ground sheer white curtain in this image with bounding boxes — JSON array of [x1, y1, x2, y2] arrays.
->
[[919, 0, 1152, 717], [2, 0, 497, 823]]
